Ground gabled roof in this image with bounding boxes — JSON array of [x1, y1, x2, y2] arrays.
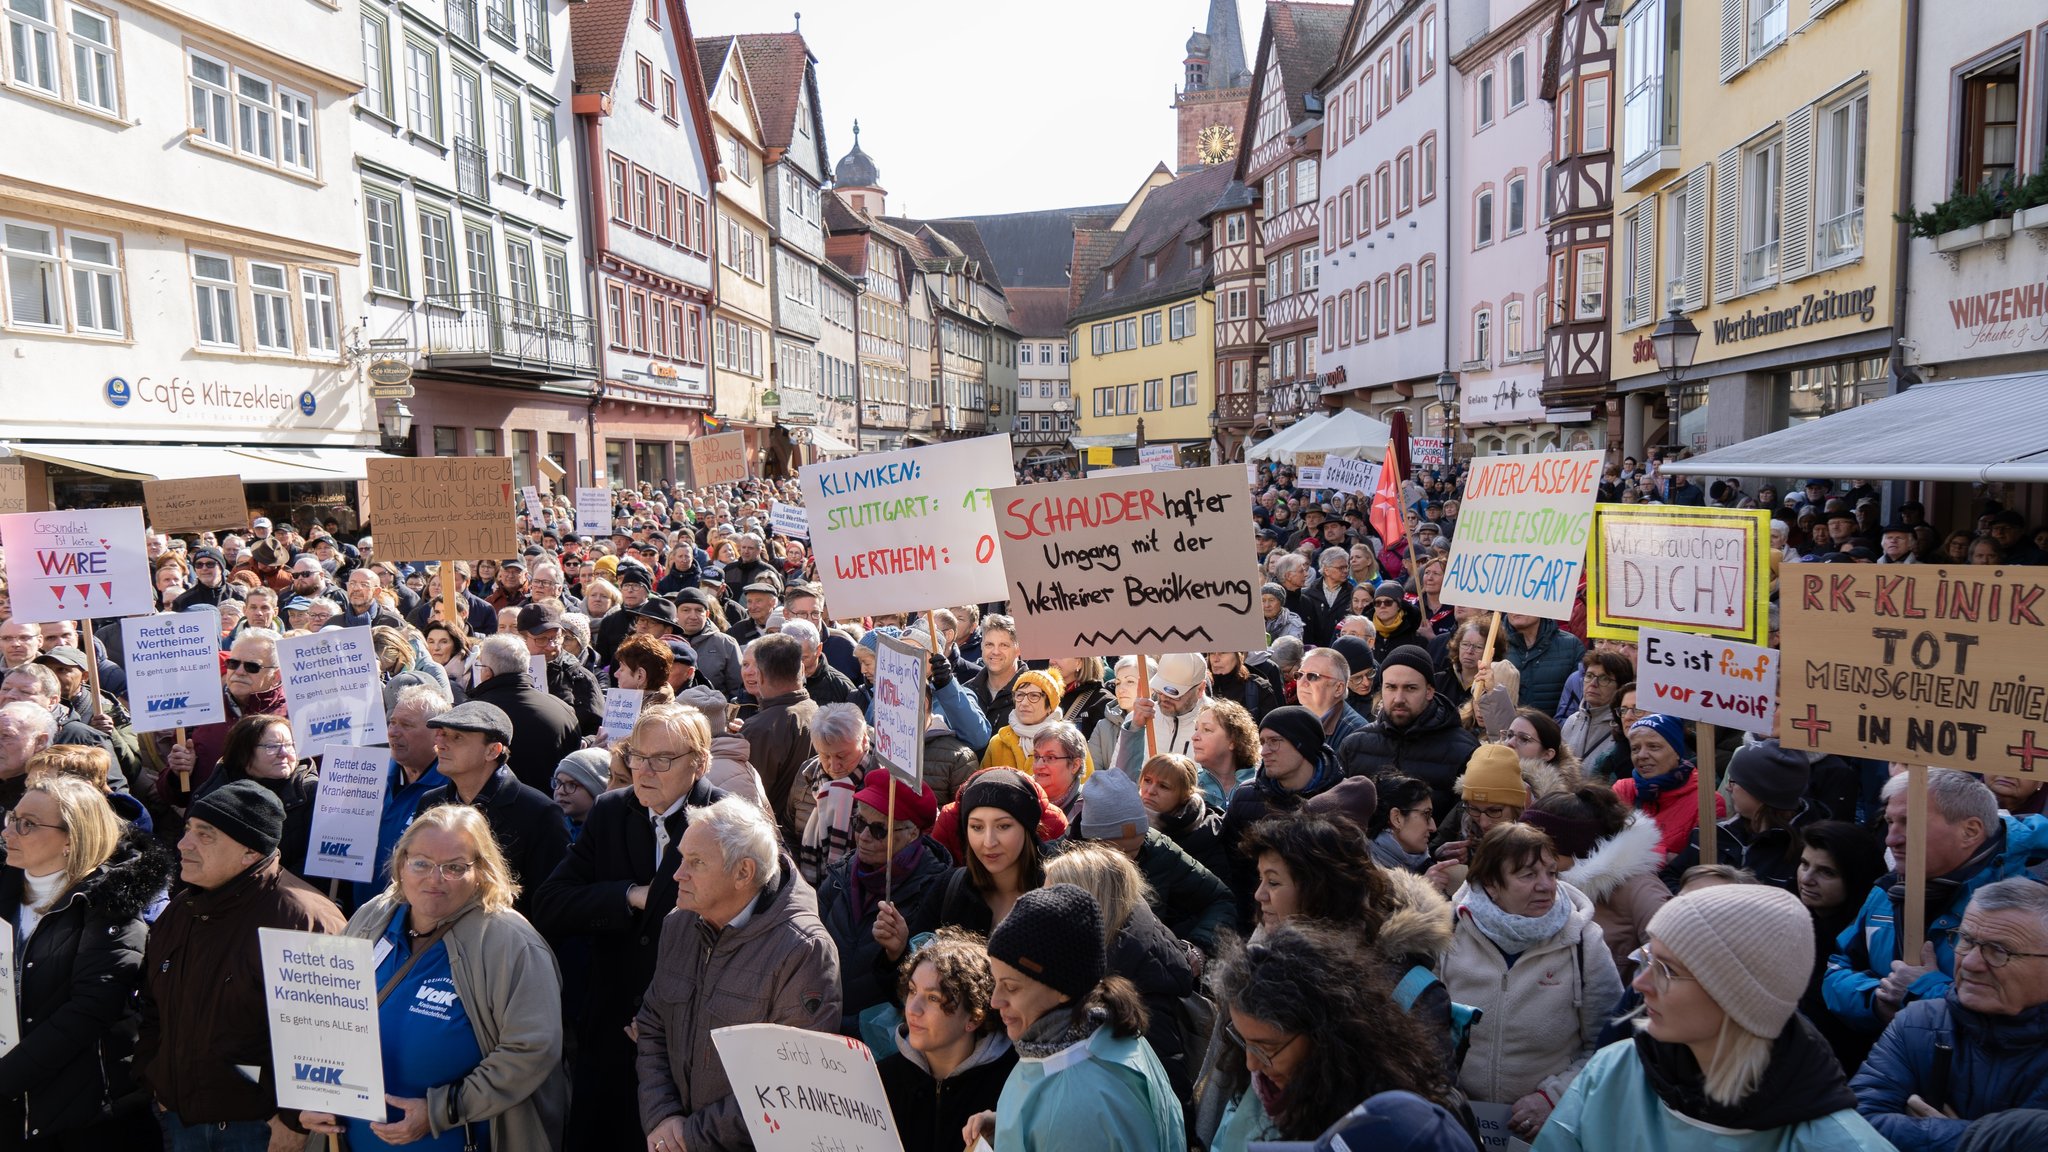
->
[[943, 205, 1123, 290], [695, 35, 731, 90], [733, 33, 825, 159], [1270, 3, 1350, 125], [572, 0, 721, 189], [1070, 164, 1236, 324], [1006, 286, 1073, 338], [1068, 230, 1120, 313]]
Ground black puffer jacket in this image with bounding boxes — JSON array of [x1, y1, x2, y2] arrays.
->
[[0, 828, 177, 1137], [1106, 901, 1197, 1103], [1660, 798, 1829, 892], [1337, 694, 1480, 822]]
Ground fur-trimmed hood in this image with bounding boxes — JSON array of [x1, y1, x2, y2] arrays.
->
[[1450, 755, 1581, 808], [64, 824, 177, 922], [1560, 813, 1664, 902], [1375, 864, 1454, 968]]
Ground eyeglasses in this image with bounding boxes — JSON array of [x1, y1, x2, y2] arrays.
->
[[1374, 598, 1398, 607], [402, 857, 477, 881], [1297, 671, 1334, 685], [1222, 1018, 1303, 1068], [1032, 751, 1075, 764], [853, 817, 903, 840], [1954, 930, 2048, 969], [1628, 944, 1698, 992], [1500, 731, 1539, 747], [1620, 705, 1647, 720], [256, 741, 296, 755], [620, 746, 695, 774], [3, 813, 62, 836], [225, 659, 272, 674]]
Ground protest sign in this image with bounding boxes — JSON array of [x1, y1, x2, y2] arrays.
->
[[603, 687, 643, 743], [259, 928, 385, 1122], [800, 435, 1014, 619], [301, 746, 387, 883], [0, 461, 23, 514], [277, 627, 388, 754], [871, 634, 928, 787], [143, 475, 250, 534], [1411, 437, 1449, 469], [521, 484, 544, 526], [1294, 450, 1327, 489], [689, 431, 749, 486], [1636, 628, 1780, 734], [1467, 1101, 1533, 1152], [711, 1023, 903, 1152], [1439, 451, 1603, 620], [1088, 464, 1163, 478], [1137, 444, 1178, 470], [575, 486, 612, 536], [0, 506, 153, 623], [121, 609, 226, 733], [1086, 446, 1113, 466], [1245, 461, 1259, 488], [364, 457, 516, 562], [992, 464, 1265, 658], [1778, 563, 2048, 776], [0, 932, 16, 1056], [1320, 455, 1380, 497], [769, 500, 809, 540], [1588, 506, 1770, 645]]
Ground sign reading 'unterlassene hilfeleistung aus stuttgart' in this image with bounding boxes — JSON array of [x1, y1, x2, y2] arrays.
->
[[1711, 285, 1878, 345]]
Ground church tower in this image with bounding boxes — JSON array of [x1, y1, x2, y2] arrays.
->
[[1174, 0, 1252, 172]]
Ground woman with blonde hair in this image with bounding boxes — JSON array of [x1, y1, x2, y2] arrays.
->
[[299, 804, 567, 1150], [0, 774, 176, 1144], [581, 577, 621, 620]]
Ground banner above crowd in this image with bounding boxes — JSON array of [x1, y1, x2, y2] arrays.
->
[[1439, 452, 1603, 620], [1588, 506, 1771, 645]]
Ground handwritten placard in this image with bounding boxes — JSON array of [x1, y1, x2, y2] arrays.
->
[[1320, 455, 1380, 497], [0, 461, 27, 514], [800, 435, 1014, 619], [1137, 444, 1178, 471], [1636, 628, 1780, 734], [143, 475, 250, 534], [1294, 450, 1327, 489], [710, 1023, 902, 1152], [0, 507, 154, 623], [364, 457, 516, 562], [1778, 563, 2048, 776], [769, 500, 809, 540], [575, 487, 612, 536], [259, 929, 385, 1122], [1588, 506, 1771, 644], [277, 626, 389, 754], [1411, 437, 1449, 469], [1440, 451, 1604, 620], [521, 485, 544, 526], [122, 609, 226, 733], [602, 686, 643, 743], [992, 464, 1266, 657], [689, 432, 749, 486], [301, 745, 387, 882], [871, 634, 927, 787]]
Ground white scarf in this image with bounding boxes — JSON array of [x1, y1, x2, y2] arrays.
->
[[1006, 706, 1065, 744]]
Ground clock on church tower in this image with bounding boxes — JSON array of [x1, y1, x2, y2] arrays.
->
[[1197, 123, 1237, 166]]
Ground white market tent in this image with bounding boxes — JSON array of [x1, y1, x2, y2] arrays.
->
[[1246, 408, 1394, 464], [1244, 413, 1328, 462]]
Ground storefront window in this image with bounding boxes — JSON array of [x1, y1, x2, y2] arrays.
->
[[471, 428, 499, 456], [636, 441, 667, 485], [1780, 355, 1888, 429], [434, 426, 460, 458], [512, 429, 535, 488], [547, 432, 574, 485], [605, 441, 624, 485]]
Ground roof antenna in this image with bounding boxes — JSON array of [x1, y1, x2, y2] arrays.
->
[[793, 11, 800, 32]]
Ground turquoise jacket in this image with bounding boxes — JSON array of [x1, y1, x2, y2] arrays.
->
[[1210, 1085, 1280, 1152], [1536, 1042, 1892, 1152], [994, 1025, 1185, 1152]]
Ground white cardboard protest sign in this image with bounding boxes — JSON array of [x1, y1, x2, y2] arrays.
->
[[0, 932, 17, 1056], [1637, 627, 1781, 735], [521, 485, 544, 526], [1293, 450, 1327, 489], [603, 686, 644, 743], [277, 627, 389, 754], [575, 487, 612, 536], [800, 435, 1014, 619], [1467, 1101, 1533, 1152], [1137, 444, 1178, 470], [122, 609, 226, 733], [1320, 455, 1380, 497], [302, 746, 387, 882], [992, 464, 1266, 658], [0, 507, 154, 623], [711, 1023, 903, 1152], [1411, 437, 1449, 469], [769, 500, 809, 540], [1440, 452, 1604, 620], [259, 928, 385, 1122], [871, 634, 928, 787], [1245, 461, 1259, 489]]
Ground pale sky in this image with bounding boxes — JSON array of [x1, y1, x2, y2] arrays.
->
[[685, 0, 1262, 218]]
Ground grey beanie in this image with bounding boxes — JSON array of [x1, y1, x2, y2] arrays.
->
[[1079, 769, 1149, 840], [553, 749, 611, 798]]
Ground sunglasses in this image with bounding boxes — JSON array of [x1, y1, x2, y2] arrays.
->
[[225, 659, 272, 673], [852, 817, 898, 840]]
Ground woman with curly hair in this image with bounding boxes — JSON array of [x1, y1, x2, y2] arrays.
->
[[879, 929, 1017, 1152], [1204, 923, 1470, 1150]]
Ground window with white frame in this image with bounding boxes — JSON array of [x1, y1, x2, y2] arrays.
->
[[1171, 372, 1197, 406], [1301, 244, 1319, 291], [68, 5, 117, 113], [1506, 176, 1526, 234], [364, 190, 404, 294], [65, 230, 119, 334], [1143, 310, 1162, 345], [1581, 76, 1609, 153], [1225, 213, 1245, 244], [1505, 298, 1524, 356], [1574, 247, 1606, 320], [1477, 71, 1494, 128], [1419, 257, 1436, 322], [1749, 0, 1786, 62], [1665, 180, 1689, 308], [301, 269, 337, 353], [1620, 204, 1648, 326], [1296, 159, 1318, 204], [529, 107, 558, 193], [493, 88, 522, 179], [1741, 134, 1781, 289], [1959, 56, 2020, 190], [1508, 50, 1527, 109], [234, 71, 276, 162], [1816, 88, 1867, 266], [1622, 0, 1680, 170], [1420, 134, 1438, 200], [505, 239, 535, 317], [249, 261, 292, 351], [419, 208, 454, 296], [1227, 287, 1248, 320], [404, 38, 439, 138], [6, 0, 58, 93], [277, 87, 313, 173], [191, 251, 237, 346], [188, 50, 231, 143], [2, 220, 59, 327], [359, 9, 391, 118], [451, 67, 482, 145], [1143, 378, 1161, 411], [1395, 266, 1412, 328]]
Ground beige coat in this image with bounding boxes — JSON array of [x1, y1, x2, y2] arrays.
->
[[308, 895, 568, 1152], [1439, 879, 1621, 1108], [1561, 813, 1670, 980]]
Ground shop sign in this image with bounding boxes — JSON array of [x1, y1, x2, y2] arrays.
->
[[1944, 277, 2048, 353], [366, 358, 413, 386], [103, 376, 320, 422], [1461, 374, 1547, 425], [1711, 285, 1877, 345]]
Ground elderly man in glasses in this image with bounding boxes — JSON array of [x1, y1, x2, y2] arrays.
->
[[534, 703, 731, 1152], [161, 628, 290, 808], [1851, 875, 2048, 1148]]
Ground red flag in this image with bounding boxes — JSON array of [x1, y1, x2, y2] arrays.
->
[[1370, 456, 1405, 549]]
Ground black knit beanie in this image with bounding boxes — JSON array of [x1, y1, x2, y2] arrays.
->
[[1260, 705, 1326, 767], [957, 769, 1044, 839], [189, 779, 286, 857], [1377, 644, 1435, 685], [987, 884, 1106, 1002]]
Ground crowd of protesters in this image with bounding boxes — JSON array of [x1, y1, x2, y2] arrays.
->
[[0, 451, 2043, 1151]]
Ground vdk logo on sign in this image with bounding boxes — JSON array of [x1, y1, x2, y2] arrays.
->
[[318, 841, 353, 858], [293, 1063, 344, 1084], [145, 695, 191, 713], [308, 717, 351, 737]]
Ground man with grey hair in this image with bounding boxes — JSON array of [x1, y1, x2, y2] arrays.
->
[[0, 664, 119, 772], [354, 685, 451, 904], [1826, 768, 2048, 1033], [636, 794, 839, 1152], [1030, 721, 1091, 823], [0, 700, 57, 808], [1299, 545, 1357, 647], [779, 619, 855, 707], [789, 702, 872, 882], [464, 632, 581, 792], [1852, 875, 2048, 1142], [337, 567, 404, 631]]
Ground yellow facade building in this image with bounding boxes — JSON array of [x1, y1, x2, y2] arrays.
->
[[1069, 164, 1237, 465], [1609, 0, 1902, 461]]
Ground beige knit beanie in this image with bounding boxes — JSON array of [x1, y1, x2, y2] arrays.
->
[[1646, 885, 1812, 1038]]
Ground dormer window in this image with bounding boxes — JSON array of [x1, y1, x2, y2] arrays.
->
[[1145, 256, 1158, 280]]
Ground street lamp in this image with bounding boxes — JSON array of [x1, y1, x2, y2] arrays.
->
[[1433, 370, 1459, 442], [1652, 288, 1702, 450], [378, 400, 414, 453]]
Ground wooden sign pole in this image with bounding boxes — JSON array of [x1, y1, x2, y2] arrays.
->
[[1135, 659, 1158, 758], [79, 618, 100, 718], [1696, 723, 1718, 867], [440, 562, 459, 629], [1904, 763, 1929, 958]]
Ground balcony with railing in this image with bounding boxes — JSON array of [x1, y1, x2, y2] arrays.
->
[[448, 0, 479, 46], [1217, 391, 1256, 427], [454, 139, 489, 203], [423, 293, 596, 380], [485, 2, 516, 45]]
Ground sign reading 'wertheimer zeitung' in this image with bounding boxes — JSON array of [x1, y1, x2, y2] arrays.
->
[[1712, 285, 1877, 345]]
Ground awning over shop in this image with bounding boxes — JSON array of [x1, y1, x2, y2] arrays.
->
[[805, 428, 858, 456], [1662, 372, 2048, 483], [11, 443, 396, 483]]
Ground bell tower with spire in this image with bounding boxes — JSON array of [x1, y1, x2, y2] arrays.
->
[[1174, 0, 1251, 172], [833, 118, 886, 216]]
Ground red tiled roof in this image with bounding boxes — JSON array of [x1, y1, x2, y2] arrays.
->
[[570, 0, 636, 95], [1071, 164, 1236, 324], [734, 33, 813, 153]]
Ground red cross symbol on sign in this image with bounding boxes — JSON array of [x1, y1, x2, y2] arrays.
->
[[1792, 705, 1833, 749], [2009, 731, 2048, 776]]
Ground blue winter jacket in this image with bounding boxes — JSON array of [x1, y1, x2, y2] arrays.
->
[[1850, 992, 2048, 1152], [1504, 619, 1585, 718], [1823, 814, 2048, 1032]]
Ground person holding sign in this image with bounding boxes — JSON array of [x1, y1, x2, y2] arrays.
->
[[0, 775, 175, 1147], [140, 781, 347, 1149], [159, 628, 289, 808], [1613, 715, 1724, 862], [816, 771, 947, 1036], [299, 804, 567, 1151]]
